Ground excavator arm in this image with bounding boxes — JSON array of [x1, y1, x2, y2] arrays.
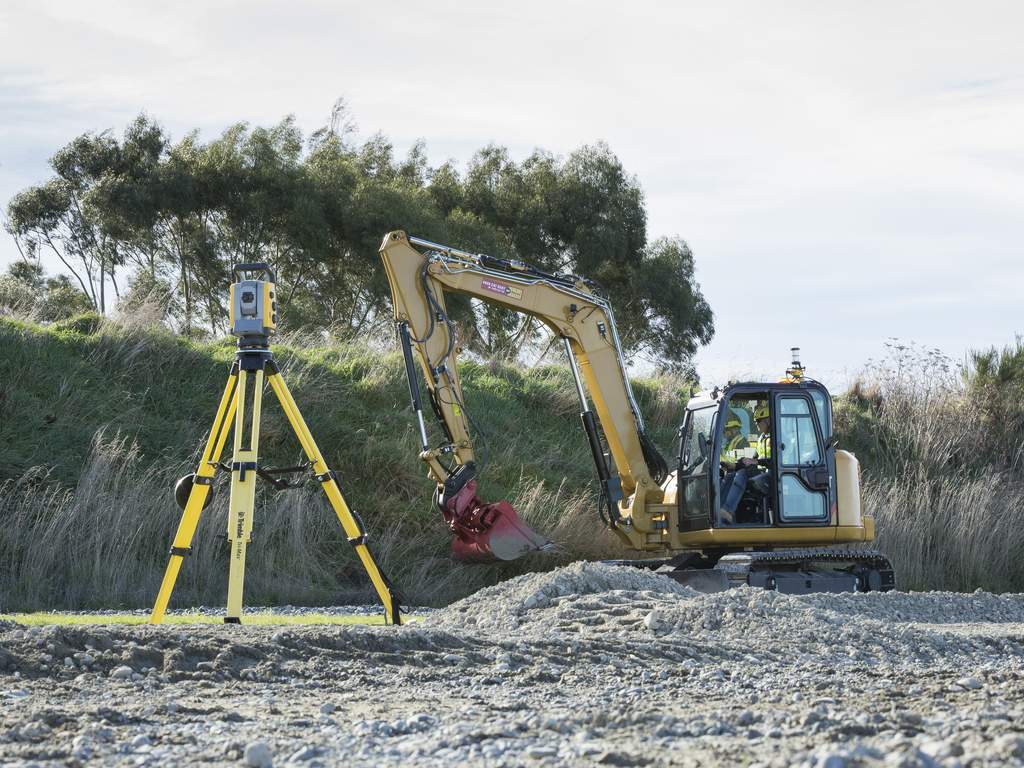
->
[[379, 231, 672, 560]]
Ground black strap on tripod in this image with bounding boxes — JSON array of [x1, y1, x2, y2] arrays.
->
[[218, 461, 312, 489]]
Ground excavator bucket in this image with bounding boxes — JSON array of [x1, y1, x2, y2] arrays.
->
[[441, 478, 552, 562]]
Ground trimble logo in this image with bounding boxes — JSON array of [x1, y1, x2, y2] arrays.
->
[[481, 278, 523, 300]]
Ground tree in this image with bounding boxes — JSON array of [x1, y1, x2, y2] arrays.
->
[[6, 116, 168, 313], [6, 113, 716, 370], [0, 260, 93, 321]]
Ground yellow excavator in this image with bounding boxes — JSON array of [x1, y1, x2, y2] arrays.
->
[[379, 231, 895, 593]]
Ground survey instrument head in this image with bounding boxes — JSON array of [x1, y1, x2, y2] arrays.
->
[[230, 263, 277, 343]]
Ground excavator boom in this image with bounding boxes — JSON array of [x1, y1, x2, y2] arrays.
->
[[379, 231, 668, 560]]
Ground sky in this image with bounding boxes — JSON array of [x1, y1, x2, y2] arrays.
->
[[1, 0, 1022, 388]]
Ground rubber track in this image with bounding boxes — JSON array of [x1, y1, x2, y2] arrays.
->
[[731, 546, 892, 565], [721, 547, 897, 591]]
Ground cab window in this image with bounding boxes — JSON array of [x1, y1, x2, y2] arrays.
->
[[809, 389, 831, 437], [682, 406, 716, 473], [778, 397, 821, 467]]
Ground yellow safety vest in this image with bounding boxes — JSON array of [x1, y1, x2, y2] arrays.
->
[[755, 433, 771, 459], [721, 433, 748, 464]]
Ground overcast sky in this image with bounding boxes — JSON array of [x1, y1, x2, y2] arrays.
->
[[2, 0, 1021, 387]]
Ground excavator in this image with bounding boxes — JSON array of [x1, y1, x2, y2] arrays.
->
[[379, 231, 895, 593]]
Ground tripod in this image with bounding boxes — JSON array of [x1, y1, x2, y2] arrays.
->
[[150, 264, 401, 625]]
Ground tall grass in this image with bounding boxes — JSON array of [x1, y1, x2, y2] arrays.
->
[[0, 308, 654, 611], [866, 470, 1024, 592], [0, 432, 622, 612], [838, 340, 1024, 592]]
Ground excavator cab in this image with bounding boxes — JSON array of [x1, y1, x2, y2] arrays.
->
[[677, 380, 836, 532], [671, 372, 894, 593]]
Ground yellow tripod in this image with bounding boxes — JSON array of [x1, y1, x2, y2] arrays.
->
[[150, 263, 400, 625]]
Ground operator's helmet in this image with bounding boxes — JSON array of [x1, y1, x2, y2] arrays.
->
[[726, 416, 741, 430], [755, 405, 769, 421]]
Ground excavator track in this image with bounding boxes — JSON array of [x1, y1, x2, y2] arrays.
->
[[712, 547, 896, 594], [613, 547, 896, 594]]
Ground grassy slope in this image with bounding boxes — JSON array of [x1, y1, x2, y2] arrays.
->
[[3, 317, 1020, 603], [0, 317, 684, 611], [0, 317, 679, 500]]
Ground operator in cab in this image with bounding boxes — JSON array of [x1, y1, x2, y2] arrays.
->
[[753, 404, 771, 460], [720, 414, 753, 523], [720, 415, 748, 469]]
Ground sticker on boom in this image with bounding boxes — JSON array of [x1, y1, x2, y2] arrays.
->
[[481, 278, 523, 300]]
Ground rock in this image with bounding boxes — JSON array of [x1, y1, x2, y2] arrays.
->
[[288, 745, 321, 762], [643, 611, 661, 632], [526, 745, 558, 758], [18, 722, 52, 742], [954, 676, 982, 690], [319, 702, 336, 715], [110, 665, 134, 680], [994, 734, 1024, 759], [72, 735, 94, 760], [131, 734, 152, 749], [244, 741, 273, 768], [597, 751, 651, 766]]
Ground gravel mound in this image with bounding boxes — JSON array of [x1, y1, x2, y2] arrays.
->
[[428, 560, 695, 632]]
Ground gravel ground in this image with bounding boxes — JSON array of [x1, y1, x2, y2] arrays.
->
[[2, 562, 1024, 767]]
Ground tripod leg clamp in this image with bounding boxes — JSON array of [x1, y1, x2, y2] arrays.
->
[[193, 475, 214, 486], [170, 546, 192, 557], [346, 509, 368, 547], [315, 470, 338, 484], [232, 461, 258, 481]]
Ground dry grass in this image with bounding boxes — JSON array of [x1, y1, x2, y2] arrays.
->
[[3, 313, 663, 613], [839, 341, 1024, 592], [0, 433, 623, 613], [866, 470, 1024, 592]]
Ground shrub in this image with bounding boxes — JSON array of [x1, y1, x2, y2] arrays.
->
[[52, 311, 103, 335]]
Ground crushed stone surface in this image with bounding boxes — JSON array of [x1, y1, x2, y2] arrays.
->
[[2, 561, 1024, 767]]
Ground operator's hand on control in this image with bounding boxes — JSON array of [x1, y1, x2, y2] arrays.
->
[[737, 456, 758, 470]]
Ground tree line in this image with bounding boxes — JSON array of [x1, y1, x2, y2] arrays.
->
[[4, 108, 714, 370]]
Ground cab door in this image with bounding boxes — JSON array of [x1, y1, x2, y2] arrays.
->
[[772, 393, 830, 524], [677, 405, 716, 532]]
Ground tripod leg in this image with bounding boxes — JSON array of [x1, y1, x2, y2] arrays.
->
[[224, 368, 265, 623], [267, 371, 402, 625], [150, 366, 240, 624]]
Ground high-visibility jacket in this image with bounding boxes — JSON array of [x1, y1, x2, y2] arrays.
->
[[755, 433, 772, 459], [721, 433, 748, 464]]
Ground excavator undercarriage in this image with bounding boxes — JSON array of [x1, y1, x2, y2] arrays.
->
[[614, 548, 896, 594]]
